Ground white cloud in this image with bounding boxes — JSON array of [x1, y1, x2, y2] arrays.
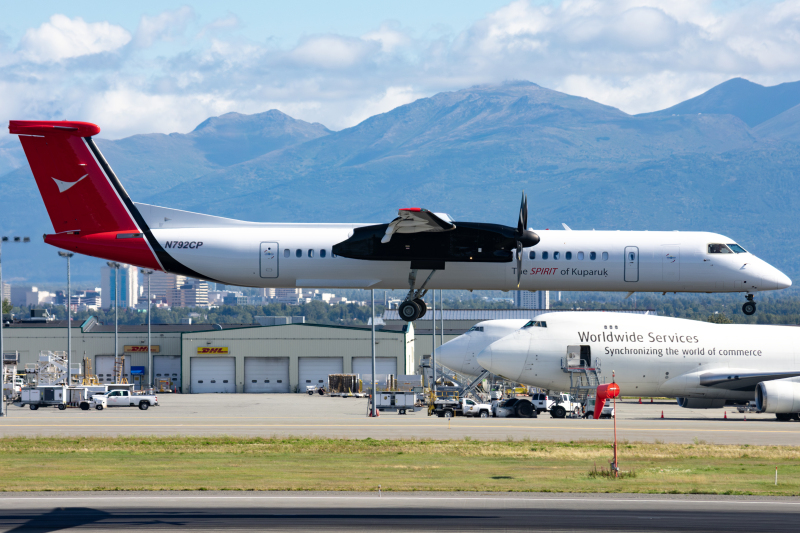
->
[[5, 1, 800, 140], [133, 6, 196, 48], [18, 14, 131, 62]]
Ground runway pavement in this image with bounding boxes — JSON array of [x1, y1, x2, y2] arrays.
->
[[2, 395, 799, 444], [1, 492, 799, 532]]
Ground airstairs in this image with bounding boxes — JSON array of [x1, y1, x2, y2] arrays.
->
[[33, 350, 69, 386], [562, 345, 605, 414]]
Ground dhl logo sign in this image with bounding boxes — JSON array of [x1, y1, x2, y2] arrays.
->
[[124, 345, 160, 353], [197, 347, 229, 354]]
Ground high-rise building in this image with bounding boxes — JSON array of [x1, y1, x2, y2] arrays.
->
[[275, 288, 302, 305], [149, 271, 187, 305], [1, 282, 9, 305], [170, 280, 209, 308], [515, 290, 549, 310], [101, 264, 139, 309]]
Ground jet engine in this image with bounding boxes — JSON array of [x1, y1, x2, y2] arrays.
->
[[756, 381, 800, 413], [676, 397, 726, 409]]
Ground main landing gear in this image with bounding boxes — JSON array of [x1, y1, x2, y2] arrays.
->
[[398, 269, 436, 322], [742, 294, 756, 316]]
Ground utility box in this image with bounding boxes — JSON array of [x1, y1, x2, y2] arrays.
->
[[375, 392, 416, 414], [18, 385, 67, 410]]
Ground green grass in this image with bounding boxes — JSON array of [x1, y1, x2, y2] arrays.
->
[[1, 436, 798, 494]]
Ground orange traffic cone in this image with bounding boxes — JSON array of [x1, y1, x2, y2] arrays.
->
[[660, 410, 664, 419], [724, 411, 727, 419], [743, 414, 746, 421], [651, 398, 654, 403], [638, 397, 642, 404]]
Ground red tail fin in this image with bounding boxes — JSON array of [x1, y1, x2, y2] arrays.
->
[[9, 120, 161, 270]]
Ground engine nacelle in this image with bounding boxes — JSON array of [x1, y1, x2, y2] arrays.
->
[[676, 397, 726, 409], [756, 381, 800, 413]]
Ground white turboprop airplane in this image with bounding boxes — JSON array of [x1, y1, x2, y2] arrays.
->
[[437, 312, 800, 420], [10, 120, 791, 319]]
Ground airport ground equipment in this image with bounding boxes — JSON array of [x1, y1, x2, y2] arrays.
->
[[32, 351, 69, 386], [432, 397, 492, 418], [583, 396, 614, 419], [72, 385, 109, 409], [327, 374, 360, 396], [3, 351, 20, 400], [374, 392, 416, 414], [494, 397, 537, 418], [91, 389, 158, 410], [17, 385, 67, 410]]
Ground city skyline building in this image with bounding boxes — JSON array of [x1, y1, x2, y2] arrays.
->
[[515, 290, 550, 310], [100, 264, 138, 309]]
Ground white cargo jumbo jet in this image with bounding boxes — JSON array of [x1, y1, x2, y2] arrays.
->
[[10, 120, 791, 320], [437, 312, 800, 420]]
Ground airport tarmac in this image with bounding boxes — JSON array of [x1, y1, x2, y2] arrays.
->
[[1, 395, 798, 444], [1, 491, 799, 532]]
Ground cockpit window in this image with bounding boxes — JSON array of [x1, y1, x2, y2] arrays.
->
[[522, 320, 547, 328], [467, 326, 484, 332], [728, 243, 747, 254], [708, 243, 733, 254]]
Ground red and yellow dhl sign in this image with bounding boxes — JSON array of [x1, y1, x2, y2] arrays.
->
[[197, 347, 229, 354], [124, 345, 160, 353]]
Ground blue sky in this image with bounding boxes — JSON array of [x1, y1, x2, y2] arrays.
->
[[1, 0, 799, 139]]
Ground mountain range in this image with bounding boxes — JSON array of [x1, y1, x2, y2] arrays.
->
[[2, 77, 800, 286]]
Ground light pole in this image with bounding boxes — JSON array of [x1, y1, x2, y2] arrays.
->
[[107, 262, 120, 382], [431, 290, 436, 397], [58, 252, 74, 385], [371, 289, 377, 417], [140, 268, 153, 390], [1, 236, 30, 417]]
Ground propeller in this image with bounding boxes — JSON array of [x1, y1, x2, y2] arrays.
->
[[515, 191, 540, 287]]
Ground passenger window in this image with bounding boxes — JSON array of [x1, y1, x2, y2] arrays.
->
[[602, 252, 608, 261], [590, 252, 596, 260], [542, 251, 548, 260], [295, 249, 302, 258], [708, 243, 733, 254], [320, 249, 326, 258], [554, 251, 560, 260], [308, 249, 314, 258], [528, 251, 535, 260], [284, 249, 290, 258], [577, 251, 584, 260], [565, 252, 572, 260]]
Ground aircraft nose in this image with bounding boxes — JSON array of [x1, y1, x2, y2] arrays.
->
[[436, 336, 468, 374], [762, 267, 792, 290], [477, 337, 525, 382]]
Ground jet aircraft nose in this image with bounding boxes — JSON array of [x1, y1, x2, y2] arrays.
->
[[436, 336, 470, 374], [477, 334, 526, 382]]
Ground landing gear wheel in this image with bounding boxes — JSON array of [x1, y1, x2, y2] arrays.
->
[[742, 301, 756, 315], [413, 298, 427, 319], [551, 405, 567, 419], [776, 413, 792, 421], [398, 300, 421, 322]]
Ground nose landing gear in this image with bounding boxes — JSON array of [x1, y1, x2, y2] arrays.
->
[[398, 269, 436, 322], [742, 294, 756, 316]]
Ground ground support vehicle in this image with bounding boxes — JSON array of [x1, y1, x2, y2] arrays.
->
[[432, 397, 491, 418], [549, 393, 580, 418], [16, 385, 67, 410], [737, 401, 758, 413], [91, 389, 158, 410], [495, 397, 537, 418], [583, 396, 614, 419], [374, 392, 416, 414]]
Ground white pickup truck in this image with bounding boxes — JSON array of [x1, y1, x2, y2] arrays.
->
[[91, 389, 158, 410], [532, 392, 580, 418], [433, 398, 492, 418]]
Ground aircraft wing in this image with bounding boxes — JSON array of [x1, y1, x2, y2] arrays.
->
[[699, 370, 800, 392], [381, 208, 456, 243]]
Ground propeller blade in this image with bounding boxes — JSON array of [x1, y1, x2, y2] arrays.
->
[[516, 241, 523, 287], [517, 192, 528, 235]]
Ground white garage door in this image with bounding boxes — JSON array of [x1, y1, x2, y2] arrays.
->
[[154, 355, 181, 388], [95, 355, 130, 384], [244, 357, 290, 393], [191, 357, 235, 393], [298, 357, 343, 391], [352, 357, 397, 377]]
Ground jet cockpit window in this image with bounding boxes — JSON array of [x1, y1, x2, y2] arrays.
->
[[728, 244, 748, 254], [708, 243, 733, 254], [467, 326, 484, 332], [522, 320, 547, 328], [433, 212, 454, 223]]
